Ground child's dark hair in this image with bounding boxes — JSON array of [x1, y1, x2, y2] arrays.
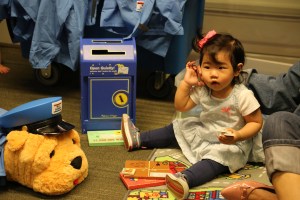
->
[[193, 30, 245, 83]]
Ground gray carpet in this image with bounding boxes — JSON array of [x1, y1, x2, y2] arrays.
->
[[0, 44, 176, 199]]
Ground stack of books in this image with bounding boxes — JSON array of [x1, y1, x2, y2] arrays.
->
[[119, 160, 170, 189]]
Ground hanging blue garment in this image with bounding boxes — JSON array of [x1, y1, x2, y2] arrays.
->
[[1, 0, 92, 71], [85, 0, 99, 26], [29, 0, 88, 70], [9, 0, 35, 41], [0, 0, 34, 59], [100, 0, 187, 57], [0, 0, 10, 20]]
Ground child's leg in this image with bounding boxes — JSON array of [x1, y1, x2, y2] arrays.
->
[[121, 114, 177, 151], [166, 159, 229, 199], [248, 61, 300, 114], [140, 123, 177, 148], [183, 159, 229, 187]]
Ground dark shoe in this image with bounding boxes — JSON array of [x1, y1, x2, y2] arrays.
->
[[221, 180, 275, 200], [121, 114, 140, 151], [166, 173, 189, 200]]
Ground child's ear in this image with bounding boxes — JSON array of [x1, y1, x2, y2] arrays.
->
[[234, 63, 243, 76]]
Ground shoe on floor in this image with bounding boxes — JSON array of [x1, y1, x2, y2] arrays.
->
[[221, 180, 275, 200], [166, 173, 189, 200], [121, 113, 140, 151]]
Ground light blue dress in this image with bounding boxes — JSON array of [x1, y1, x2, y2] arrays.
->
[[173, 84, 260, 173]]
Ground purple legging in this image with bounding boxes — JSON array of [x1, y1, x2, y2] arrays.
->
[[140, 123, 230, 187]]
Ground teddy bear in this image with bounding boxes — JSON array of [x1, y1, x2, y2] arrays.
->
[[0, 97, 88, 195], [3, 126, 88, 195]]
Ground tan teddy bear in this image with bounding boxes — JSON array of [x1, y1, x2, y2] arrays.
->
[[4, 126, 88, 195]]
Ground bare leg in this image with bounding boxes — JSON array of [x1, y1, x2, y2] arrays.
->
[[248, 189, 278, 200], [272, 172, 300, 200]]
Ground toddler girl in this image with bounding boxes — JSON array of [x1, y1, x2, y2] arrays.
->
[[121, 30, 263, 199]]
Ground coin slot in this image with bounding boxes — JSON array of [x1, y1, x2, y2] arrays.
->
[[92, 49, 125, 55]]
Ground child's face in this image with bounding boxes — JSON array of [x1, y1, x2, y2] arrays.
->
[[200, 50, 240, 98]]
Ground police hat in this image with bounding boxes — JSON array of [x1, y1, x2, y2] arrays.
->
[[0, 97, 75, 135]]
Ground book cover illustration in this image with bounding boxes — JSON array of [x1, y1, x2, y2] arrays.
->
[[87, 130, 124, 146], [121, 160, 171, 179], [187, 187, 224, 200], [125, 188, 175, 200], [124, 187, 224, 200], [153, 155, 190, 174], [119, 172, 166, 190]]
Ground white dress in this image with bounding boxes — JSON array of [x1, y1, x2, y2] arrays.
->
[[173, 84, 260, 173]]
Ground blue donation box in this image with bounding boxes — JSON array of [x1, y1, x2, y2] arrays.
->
[[80, 38, 137, 133]]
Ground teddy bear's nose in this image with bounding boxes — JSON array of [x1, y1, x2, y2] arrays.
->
[[71, 156, 82, 169]]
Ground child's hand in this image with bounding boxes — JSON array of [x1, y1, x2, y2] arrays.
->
[[217, 128, 240, 145], [183, 61, 204, 87]]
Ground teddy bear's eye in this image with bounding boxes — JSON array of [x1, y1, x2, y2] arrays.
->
[[72, 139, 76, 144], [50, 150, 55, 158]]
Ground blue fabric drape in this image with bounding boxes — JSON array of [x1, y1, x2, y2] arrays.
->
[[100, 0, 187, 57], [0, 0, 91, 71]]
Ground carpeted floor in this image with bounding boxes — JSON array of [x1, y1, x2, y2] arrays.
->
[[0, 44, 176, 199]]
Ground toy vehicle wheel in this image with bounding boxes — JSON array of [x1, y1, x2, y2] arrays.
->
[[146, 71, 174, 99], [34, 62, 62, 86]]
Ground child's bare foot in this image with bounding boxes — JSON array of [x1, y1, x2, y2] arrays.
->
[[0, 64, 10, 74]]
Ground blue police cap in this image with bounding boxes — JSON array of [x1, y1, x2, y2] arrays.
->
[[0, 97, 74, 134]]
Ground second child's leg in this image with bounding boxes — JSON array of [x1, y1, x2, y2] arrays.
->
[[262, 111, 300, 200], [247, 61, 300, 114]]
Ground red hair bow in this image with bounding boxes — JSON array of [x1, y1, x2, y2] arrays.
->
[[198, 30, 217, 48]]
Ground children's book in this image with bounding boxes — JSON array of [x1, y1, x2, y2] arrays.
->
[[121, 160, 171, 179], [87, 130, 124, 146], [123, 187, 225, 200], [124, 188, 175, 200], [119, 172, 166, 190]]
